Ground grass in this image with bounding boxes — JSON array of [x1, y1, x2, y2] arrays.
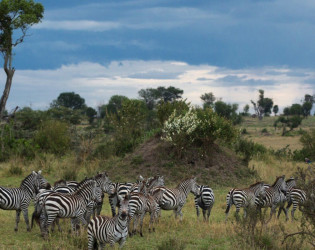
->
[[0, 158, 311, 249]]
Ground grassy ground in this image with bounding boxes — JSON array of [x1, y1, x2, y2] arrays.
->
[[0, 157, 311, 250], [241, 116, 315, 151]]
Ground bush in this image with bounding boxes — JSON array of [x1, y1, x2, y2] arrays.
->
[[34, 120, 71, 155], [157, 100, 189, 125], [234, 138, 267, 162], [162, 107, 237, 155]]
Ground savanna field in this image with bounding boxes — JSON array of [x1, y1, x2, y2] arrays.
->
[[0, 116, 314, 250]]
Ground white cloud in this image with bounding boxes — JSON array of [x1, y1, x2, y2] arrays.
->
[[4, 60, 314, 111]]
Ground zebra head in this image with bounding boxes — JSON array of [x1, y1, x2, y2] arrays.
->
[[146, 175, 165, 191], [286, 177, 296, 191], [118, 195, 129, 219], [189, 177, 200, 196], [273, 175, 287, 195], [92, 181, 103, 205], [33, 170, 50, 193], [252, 182, 267, 200], [94, 171, 111, 193]]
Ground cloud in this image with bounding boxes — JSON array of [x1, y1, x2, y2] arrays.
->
[[4, 60, 314, 112]]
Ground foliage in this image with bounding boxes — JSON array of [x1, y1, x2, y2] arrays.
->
[[200, 92, 216, 109], [274, 115, 303, 136], [14, 107, 46, 130], [99, 95, 129, 118], [157, 100, 189, 126], [295, 129, 315, 160], [138, 86, 183, 110], [108, 99, 148, 156], [289, 104, 303, 116], [234, 138, 267, 162], [214, 101, 243, 125], [34, 120, 71, 155], [242, 104, 250, 116], [162, 107, 237, 155], [47, 106, 82, 125], [302, 94, 314, 117], [51, 92, 86, 110], [273, 105, 279, 116], [251, 89, 273, 119], [85, 107, 97, 124]]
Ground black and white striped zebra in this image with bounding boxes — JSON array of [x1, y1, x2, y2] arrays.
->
[[225, 181, 266, 221], [194, 184, 215, 222], [276, 177, 296, 220], [87, 195, 130, 249], [0, 170, 49, 232], [40, 179, 103, 238], [255, 175, 287, 222], [151, 177, 200, 220], [285, 187, 306, 221]]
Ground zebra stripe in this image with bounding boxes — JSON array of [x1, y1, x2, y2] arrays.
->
[[255, 175, 287, 222], [285, 187, 306, 221], [151, 177, 199, 220], [225, 181, 266, 221], [194, 185, 215, 222], [0, 170, 49, 232], [41, 180, 102, 237], [87, 195, 129, 249], [276, 177, 296, 220]]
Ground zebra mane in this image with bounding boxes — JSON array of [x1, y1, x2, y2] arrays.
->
[[54, 179, 67, 186], [20, 172, 37, 188], [176, 177, 195, 188], [73, 179, 96, 195], [76, 177, 94, 190], [95, 171, 108, 179], [286, 177, 295, 183], [248, 181, 264, 188], [271, 175, 285, 187]]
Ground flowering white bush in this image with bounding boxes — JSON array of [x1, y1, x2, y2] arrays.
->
[[162, 108, 200, 145]]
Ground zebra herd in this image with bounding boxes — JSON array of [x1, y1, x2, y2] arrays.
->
[[225, 175, 307, 222], [0, 171, 307, 249]]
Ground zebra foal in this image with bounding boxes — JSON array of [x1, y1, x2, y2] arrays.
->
[[0, 170, 49, 232], [87, 195, 130, 249]]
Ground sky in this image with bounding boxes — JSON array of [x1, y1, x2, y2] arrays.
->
[[3, 0, 315, 112]]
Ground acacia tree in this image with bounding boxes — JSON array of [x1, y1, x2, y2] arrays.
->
[[200, 92, 216, 109], [0, 0, 44, 118], [251, 89, 273, 120]]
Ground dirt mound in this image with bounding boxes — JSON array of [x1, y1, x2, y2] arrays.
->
[[122, 136, 255, 187]]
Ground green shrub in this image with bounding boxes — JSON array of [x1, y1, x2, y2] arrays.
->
[[34, 120, 71, 155], [7, 164, 23, 176], [157, 100, 189, 125], [234, 138, 267, 162]]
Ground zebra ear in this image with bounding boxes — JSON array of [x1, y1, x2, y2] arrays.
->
[[38, 170, 42, 175], [193, 177, 197, 181], [118, 195, 123, 202], [139, 175, 144, 181], [32, 171, 37, 175]]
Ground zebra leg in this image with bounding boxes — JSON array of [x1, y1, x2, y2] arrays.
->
[[291, 203, 298, 221], [207, 206, 212, 222], [149, 212, 154, 233], [139, 212, 145, 237], [133, 215, 139, 235], [14, 210, 21, 232], [118, 237, 127, 249], [235, 206, 241, 221], [87, 233, 97, 250], [202, 209, 207, 222]]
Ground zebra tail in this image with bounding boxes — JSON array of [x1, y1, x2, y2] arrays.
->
[[31, 201, 43, 229]]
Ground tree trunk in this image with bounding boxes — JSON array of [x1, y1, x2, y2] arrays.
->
[[0, 53, 15, 119]]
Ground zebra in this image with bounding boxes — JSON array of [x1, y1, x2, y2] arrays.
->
[[285, 187, 307, 221], [109, 182, 134, 217], [0, 170, 49, 232], [194, 184, 215, 222], [255, 175, 287, 222], [87, 195, 130, 250], [129, 184, 165, 236], [225, 181, 266, 221], [276, 177, 296, 220], [151, 177, 200, 220], [40, 179, 103, 238]]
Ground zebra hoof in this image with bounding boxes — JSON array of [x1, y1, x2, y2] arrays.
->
[[27, 228, 31, 232], [14, 228, 18, 232], [140, 232, 143, 237]]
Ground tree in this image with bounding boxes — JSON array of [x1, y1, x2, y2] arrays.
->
[[302, 94, 314, 117], [138, 86, 183, 109], [274, 115, 303, 136], [200, 92, 216, 109], [0, 0, 44, 118], [273, 105, 279, 116], [51, 92, 86, 110], [98, 95, 129, 118], [214, 101, 242, 125], [86, 107, 97, 124], [242, 104, 250, 116], [290, 103, 303, 116], [251, 89, 273, 120]]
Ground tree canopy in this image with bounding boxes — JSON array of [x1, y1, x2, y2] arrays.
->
[[251, 89, 273, 119], [0, 0, 44, 118], [51, 92, 86, 110]]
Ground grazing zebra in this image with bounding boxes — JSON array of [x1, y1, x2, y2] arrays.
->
[[194, 185, 215, 222], [151, 177, 200, 220], [276, 177, 296, 220], [109, 182, 134, 216], [0, 170, 49, 232], [87, 195, 130, 250], [40, 180, 103, 238], [285, 187, 307, 221], [225, 181, 266, 221], [255, 175, 287, 222]]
